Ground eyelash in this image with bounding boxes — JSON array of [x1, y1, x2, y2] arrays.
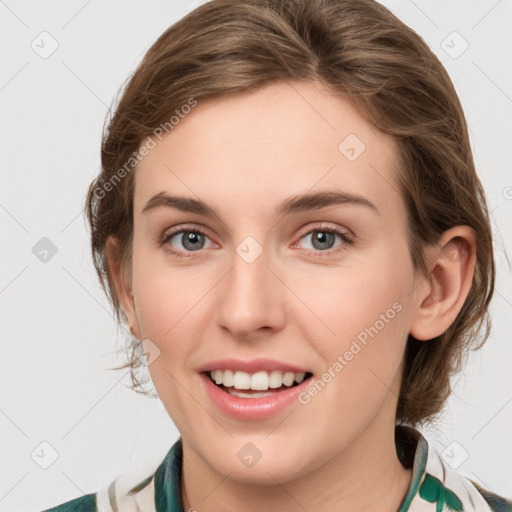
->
[[159, 224, 354, 259]]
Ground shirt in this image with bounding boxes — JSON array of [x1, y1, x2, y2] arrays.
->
[[40, 425, 512, 512]]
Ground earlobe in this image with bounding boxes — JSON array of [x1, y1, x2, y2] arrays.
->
[[409, 226, 476, 341], [106, 236, 142, 339]]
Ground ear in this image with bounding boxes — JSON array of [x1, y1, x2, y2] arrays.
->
[[409, 226, 477, 341], [106, 236, 142, 340]]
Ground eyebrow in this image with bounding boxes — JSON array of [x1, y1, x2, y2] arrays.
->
[[141, 189, 379, 218]]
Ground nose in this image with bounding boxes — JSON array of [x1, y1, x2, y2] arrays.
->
[[214, 244, 286, 340]]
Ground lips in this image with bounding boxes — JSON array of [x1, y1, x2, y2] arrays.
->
[[197, 357, 311, 374], [200, 372, 313, 420], [197, 358, 315, 420]]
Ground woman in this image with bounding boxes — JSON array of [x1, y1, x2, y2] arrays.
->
[[40, 0, 511, 510]]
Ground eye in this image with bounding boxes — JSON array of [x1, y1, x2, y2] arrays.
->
[[161, 227, 215, 258], [159, 223, 354, 259], [295, 225, 353, 255]]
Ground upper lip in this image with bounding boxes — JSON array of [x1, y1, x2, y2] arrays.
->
[[198, 358, 311, 374]]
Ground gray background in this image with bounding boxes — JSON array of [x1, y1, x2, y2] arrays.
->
[[1, 1, 511, 511]]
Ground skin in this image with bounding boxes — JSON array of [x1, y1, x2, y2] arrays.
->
[[107, 80, 476, 512]]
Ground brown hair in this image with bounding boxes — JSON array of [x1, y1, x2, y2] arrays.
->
[[85, 0, 495, 427]]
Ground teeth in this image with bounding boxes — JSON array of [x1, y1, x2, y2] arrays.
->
[[222, 369, 234, 387], [234, 371, 251, 390], [251, 371, 269, 390], [209, 369, 307, 390]]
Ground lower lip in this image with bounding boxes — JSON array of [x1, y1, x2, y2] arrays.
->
[[200, 372, 312, 421]]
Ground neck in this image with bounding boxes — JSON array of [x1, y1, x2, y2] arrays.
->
[[180, 418, 412, 512]]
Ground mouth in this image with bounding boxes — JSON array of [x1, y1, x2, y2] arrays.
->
[[198, 359, 316, 420], [203, 369, 314, 399]]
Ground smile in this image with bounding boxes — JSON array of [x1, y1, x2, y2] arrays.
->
[[200, 370, 314, 420]]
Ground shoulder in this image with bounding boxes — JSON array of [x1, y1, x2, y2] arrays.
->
[[421, 438, 512, 511], [419, 469, 512, 511], [396, 425, 512, 512], [37, 467, 158, 512], [36, 439, 182, 512], [468, 479, 512, 512], [39, 493, 96, 512]]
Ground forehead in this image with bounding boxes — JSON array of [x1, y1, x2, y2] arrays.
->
[[134, 80, 404, 225]]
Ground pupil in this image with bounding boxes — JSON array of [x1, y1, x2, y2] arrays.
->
[[313, 231, 334, 250], [183, 232, 204, 251]]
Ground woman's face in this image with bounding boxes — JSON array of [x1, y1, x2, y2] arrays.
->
[[123, 80, 424, 483]]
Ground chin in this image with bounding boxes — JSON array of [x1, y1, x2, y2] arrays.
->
[[200, 437, 311, 485]]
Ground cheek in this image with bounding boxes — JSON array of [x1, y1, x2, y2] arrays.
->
[[131, 265, 209, 424], [131, 240, 204, 328], [292, 256, 411, 348], [292, 252, 415, 415], [296, 265, 412, 430], [131, 259, 208, 363]]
